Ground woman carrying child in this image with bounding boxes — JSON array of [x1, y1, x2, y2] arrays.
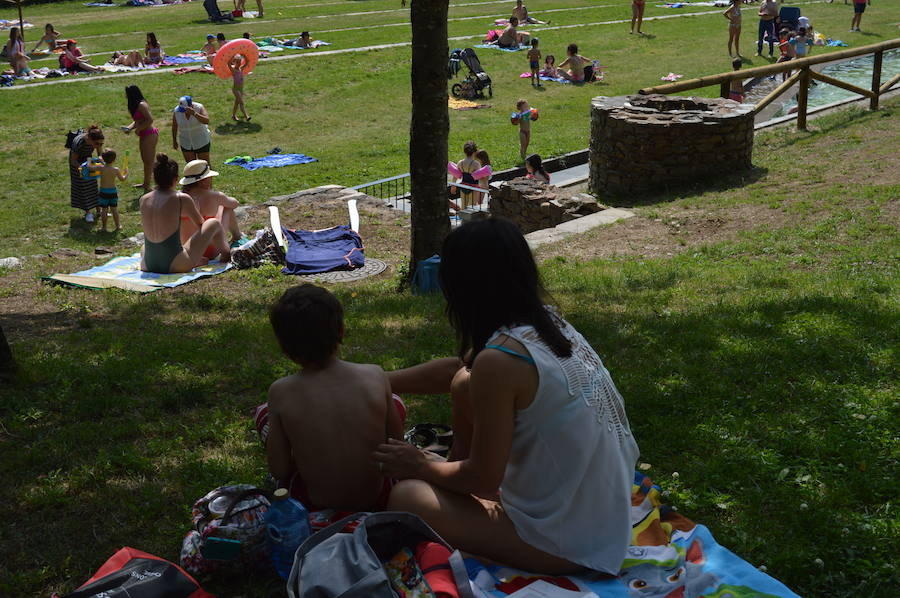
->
[[30, 23, 62, 53], [144, 32, 164, 65], [140, 154, 230, 274], [123, 85, 159, 192], [229, 54, 251, 121], [375, 217, 640, 574]]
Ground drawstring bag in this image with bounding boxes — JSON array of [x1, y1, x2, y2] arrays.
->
[[55, 546, 213, 598], [179, 484, 274, 577], [411, 255, 441, 295], [288, 511, 475, 598]]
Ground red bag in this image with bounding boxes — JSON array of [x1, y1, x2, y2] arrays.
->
[[55, 546, 214, 598]]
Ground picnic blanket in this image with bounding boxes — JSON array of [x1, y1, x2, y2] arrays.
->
[[162, 53, 207, 66], [475, 43, 527, 53], [466, 473, 800, 598], [44, 252, 231, 293], [449, 97, 491, 110], [84, 2, 116, 6], [519, 71, 572, 84], [0, 20, 33, 30], [224, 154, 317, 171], [257, 37, 331, 52]]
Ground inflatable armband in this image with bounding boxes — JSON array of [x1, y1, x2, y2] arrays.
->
[[529, 108, 539, 122], [447, 161, 463, 178], [472, 164, 492, 180], [213, 39, 260, 80], [510, 111, 520, 125]]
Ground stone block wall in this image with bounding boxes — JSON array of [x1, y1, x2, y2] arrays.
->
[[589, 95, 755, 197], [489, 178, 604, 234]]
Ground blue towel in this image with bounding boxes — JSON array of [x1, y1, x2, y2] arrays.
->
[[827, 40, 848, 47], [474, 43, 526, 53], [225, 154, 317, 171], [282, 225, 364, 275], [162, 55, 207, 65]]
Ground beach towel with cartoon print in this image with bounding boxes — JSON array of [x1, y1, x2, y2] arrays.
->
[[466, 474, 801, 598]]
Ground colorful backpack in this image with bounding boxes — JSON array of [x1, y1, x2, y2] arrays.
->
[[180, 484, 274, 577]]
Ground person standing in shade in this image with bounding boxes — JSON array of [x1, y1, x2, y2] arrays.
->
[[172, 96, 212, 164], [69, 125, 104, 223], [756, 0, 779, 58]]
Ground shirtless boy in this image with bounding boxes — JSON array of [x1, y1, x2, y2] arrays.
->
[[261, 284, 405, 511]]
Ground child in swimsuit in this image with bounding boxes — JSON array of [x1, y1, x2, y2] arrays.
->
[[729, 58, 744, 103], [514, 98, 533, 161], [525, 153, 550, 184], [229, 54, 251, 121], [98, 149, 128, 232], [775, 28, 795, 81], [527, 38, 541, 87], [541, 54, 558, 78], [30, 23, 61, 53], [258, 284, 405, 511], [144, 32, 164, 65], [723, 0, 742, 58]]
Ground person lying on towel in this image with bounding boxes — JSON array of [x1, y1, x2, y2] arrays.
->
[[256, 284, 406, 511], [140, 154, 231, 273], [374, 218, 640, 575]]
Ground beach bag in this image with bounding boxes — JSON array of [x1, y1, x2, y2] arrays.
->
[[179, 484, 274, 577], [411, 254, 441, 295], [288, 511, 475, 598], [55, 546, 213, 598], [65, 128, 84, 149], [230, 228, 286, 269]]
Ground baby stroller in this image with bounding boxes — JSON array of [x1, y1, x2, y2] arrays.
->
[[203, 0, 234, 22], [448, 48, 492, 100]]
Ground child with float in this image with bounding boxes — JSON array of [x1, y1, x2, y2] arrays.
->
[[511, 99, 539, 162], [212, 39, 259, 122]]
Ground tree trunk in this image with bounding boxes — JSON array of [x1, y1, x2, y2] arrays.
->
[[0, 322, 14, 382], [408, 0, 451, 279]]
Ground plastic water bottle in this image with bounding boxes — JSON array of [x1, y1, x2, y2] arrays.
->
[[265, 488, 311, 579]]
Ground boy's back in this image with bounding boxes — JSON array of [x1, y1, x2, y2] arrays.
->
[[99, 163, 121, 189], [267, 358, 403, 511]]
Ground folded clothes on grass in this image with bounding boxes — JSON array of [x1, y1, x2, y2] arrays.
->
[[224, 153, 318, 171]]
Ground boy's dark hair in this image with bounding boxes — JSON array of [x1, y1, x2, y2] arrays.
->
[[732, 58, 742, 70], [516, 98, 527, 110], [101, 149, 116, 163], [568, 43, 578, 55], [270, 284, 344, 367], [531, 38, 539, 47], [510, 17, 519, 26], [243, 32, 251, 39], [217, 32, 226, 41], [463, 140, 477, 156], [301, 31, 310, 37]]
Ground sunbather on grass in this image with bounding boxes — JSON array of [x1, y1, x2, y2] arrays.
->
[[261, 284, 405, 511], [179, 159, 242, 251], [375, 218, 640, 575]]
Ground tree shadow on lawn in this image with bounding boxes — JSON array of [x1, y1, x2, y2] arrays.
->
[[1, 281, 894, 596], [215, 121, 263, 135], [602, 165, 770, 208]]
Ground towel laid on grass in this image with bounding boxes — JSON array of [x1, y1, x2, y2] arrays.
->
[[162, 53, 207, 66], [475, 43, 526, 53], [44, 252, 231, 293], [224, 153, 317, 171], [466, 473, 800, 598], [519, 71, 572, 84]]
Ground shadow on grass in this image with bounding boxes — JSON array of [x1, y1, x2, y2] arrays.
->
[[215, 121, 263, 135], [602, 166, 770, 208], [0, 270, 895, 596]]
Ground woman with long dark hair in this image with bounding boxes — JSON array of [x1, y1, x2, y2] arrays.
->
[[68, 124, 104, 222], [4, 27, 30, 75], [374, 218, 640, 574], [123, 85, 158, 192], [140, 154, 230, 273]]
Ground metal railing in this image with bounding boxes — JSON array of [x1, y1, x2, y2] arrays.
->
[[638, 39, 900, 130], [350, 173, 490, 222]]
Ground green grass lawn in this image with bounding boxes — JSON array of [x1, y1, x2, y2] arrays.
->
[[1, 0, 898, 257], [0, 1, 898, 597]]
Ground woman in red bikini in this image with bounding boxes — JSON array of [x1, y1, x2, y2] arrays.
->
[[123, 85, 159, 192]]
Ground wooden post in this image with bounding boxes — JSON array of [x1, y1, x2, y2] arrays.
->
[[16, 0, 25, 42], [871, 50, 883, 111], [720, 81, 730, 99], [797, 67, 810, 131]]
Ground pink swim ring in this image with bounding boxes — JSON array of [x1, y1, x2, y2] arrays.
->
[[213, 39, 259, 80]]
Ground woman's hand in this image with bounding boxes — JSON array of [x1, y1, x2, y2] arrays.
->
[[373, 438, 429, 479]]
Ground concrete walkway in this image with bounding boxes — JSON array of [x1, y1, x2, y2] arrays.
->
[[525, 208, 634, 248]]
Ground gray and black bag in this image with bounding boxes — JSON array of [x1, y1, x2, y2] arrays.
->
[[287, 511, 476, 598]]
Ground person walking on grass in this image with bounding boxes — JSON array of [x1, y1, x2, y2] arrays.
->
[[98, 149, 128, 232], [850, 0, 871, 32], [123, 85, 159, 192], [756, 0, 778, 58], [630, 0, 646, 35], [229, 54, 251, 121], [724, 0, 742, 57], [527, 38, 542, 87]]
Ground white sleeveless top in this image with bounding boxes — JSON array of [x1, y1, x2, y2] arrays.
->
[[489, 311, 639, 573], [173, 102, 211, 150]]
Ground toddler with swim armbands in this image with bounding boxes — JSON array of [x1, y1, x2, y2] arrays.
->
[[511, 99, 538, 161]]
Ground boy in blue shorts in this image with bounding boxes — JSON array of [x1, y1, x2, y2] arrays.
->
[[98, 149, 127, 232]]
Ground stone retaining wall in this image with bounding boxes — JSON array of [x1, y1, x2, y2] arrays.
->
[[589, 94, 755, 197], [489, 178, 604, 234]]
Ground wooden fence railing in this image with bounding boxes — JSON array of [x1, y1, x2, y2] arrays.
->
[[638, 39, 900, 130]]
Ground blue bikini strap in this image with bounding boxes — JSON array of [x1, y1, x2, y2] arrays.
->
[[484, 344, 535, 365]]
